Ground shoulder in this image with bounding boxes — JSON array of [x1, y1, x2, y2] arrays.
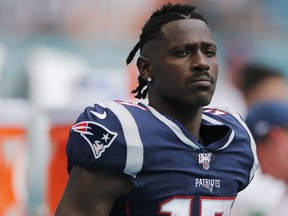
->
[[202, 106, 253, 145], [74, 100, 149, 124], [66, 100, 147, 177], [204, 106, 259, 183], [203, 106, 245, 127], [203, 106, 254, 148]]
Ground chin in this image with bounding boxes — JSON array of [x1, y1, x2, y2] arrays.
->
[[184, 98, 212, 108], [185, 90, 215, 106], [194, 95, 213, 107], [200, 100, 212, 107]]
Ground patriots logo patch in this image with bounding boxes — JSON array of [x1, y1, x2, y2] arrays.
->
[[72, 121, 118, 159]]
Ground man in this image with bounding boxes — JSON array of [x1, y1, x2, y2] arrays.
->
[[55, 3, 258, 215], [225, 62, 287, 215], [245, 101, 288, 216], [235, 63, 287, 109]]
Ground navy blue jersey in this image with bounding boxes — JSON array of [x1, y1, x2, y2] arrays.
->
[[66, 100, 258, 216]]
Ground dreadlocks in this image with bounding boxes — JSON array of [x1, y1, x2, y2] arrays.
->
[[126, 3, 208, 99]]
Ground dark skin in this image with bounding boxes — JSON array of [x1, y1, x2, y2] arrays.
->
[[55, 18, 218, 216], [138, 19, 218, 139]]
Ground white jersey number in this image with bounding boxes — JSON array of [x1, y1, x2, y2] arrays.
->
[[160, 196, 235, 216]]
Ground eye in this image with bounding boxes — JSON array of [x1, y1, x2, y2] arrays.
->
[[175, 50, 190, 57], [204, 49, 216, 57]]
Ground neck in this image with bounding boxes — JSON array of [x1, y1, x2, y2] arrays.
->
[[148, 101, 203, 139]]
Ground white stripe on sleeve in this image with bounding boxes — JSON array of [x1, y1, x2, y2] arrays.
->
[[98, 101, 144, 178]]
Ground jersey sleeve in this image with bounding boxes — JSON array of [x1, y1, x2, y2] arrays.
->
[[230, 110, 259, 186], [66, 102, 129, 177], [221, 107, 259, 183]]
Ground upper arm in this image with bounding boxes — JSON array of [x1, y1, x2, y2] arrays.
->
[[55, 166, 133, 216]]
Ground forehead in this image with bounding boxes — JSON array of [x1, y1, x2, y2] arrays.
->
[[161, 19, 214, 45], [141, 19, 215, 55]]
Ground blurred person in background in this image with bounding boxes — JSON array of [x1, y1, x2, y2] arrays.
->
[[55, 3, 258, 215], [228, 62, 288, 216], [245, 101, 288, 216], [236, 63, 287, 109]]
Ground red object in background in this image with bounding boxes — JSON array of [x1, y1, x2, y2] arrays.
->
[[0, 128, 27, 216], [46, 125, 70, 215], [0, 100, 29, 216], [46, 108, 81, 215]]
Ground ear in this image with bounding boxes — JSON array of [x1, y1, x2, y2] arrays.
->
[[136, 56, 151, 81]]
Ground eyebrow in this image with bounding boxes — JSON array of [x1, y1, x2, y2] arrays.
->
[[185, 42, 217, 49], [170, 41, 217, 51]]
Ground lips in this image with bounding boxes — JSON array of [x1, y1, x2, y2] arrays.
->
[[187, 76, 215, 85]]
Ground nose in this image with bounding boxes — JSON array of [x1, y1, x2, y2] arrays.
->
[[191, 52, 210, 72]]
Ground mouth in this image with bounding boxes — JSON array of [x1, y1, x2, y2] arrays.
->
[[188, 77, 214, 88]]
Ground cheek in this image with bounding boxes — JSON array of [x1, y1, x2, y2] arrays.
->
[[153, 63, 186, 85], [210, 61, 219, 80]]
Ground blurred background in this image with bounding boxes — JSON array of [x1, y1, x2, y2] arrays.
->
[[0, 0, 288, 215]]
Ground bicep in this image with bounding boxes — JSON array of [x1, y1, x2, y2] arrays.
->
[[55, 166, 133, 216]]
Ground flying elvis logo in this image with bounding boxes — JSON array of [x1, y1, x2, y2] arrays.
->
[[72, 121, 118, 159]]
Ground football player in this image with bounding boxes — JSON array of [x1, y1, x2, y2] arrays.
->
[[55, 3, 258, 215]]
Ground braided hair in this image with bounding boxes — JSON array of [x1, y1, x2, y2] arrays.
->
[[126, 3, 208, 99]]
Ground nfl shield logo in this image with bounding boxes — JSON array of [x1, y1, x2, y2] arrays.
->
[[198, 153, 212, 170]]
